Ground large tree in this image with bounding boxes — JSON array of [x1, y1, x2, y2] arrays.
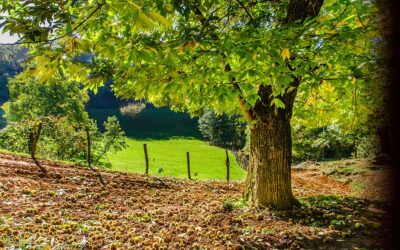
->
[[0, 0, 382, 209]]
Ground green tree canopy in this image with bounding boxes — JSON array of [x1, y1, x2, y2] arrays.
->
[[0, 0, 385, 209], [2, 73, 89, 123]]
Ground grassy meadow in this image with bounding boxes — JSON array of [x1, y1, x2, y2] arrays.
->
[[88, 107, 246, 180], [104, 137, 246, 180]]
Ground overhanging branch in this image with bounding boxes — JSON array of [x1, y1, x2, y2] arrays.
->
[[0, 2, 105, 46]]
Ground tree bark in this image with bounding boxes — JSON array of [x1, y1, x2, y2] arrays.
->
[[243, 0, 324, 210], [245, 115, 299, 209], [244, 84, 300, 209]]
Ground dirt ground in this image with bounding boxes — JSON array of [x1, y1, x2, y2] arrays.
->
[[0, 153, 395, 249]]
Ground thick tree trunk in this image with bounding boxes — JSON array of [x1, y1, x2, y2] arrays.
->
[[241, 0, 324, 210], [245, 111, 299, 209], [243, 80, 301, 209]]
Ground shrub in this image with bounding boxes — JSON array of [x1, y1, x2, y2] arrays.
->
[[292, 124, 355, 162], [356, 135, 379, 158], [92, 116, 127, 164]]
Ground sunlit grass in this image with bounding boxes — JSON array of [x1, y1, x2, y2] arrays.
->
[[105, 137, 247, 181]]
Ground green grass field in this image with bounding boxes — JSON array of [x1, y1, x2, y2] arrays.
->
[[105, 137, 247, 181]]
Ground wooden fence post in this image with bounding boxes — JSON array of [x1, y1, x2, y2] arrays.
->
[[144, 143, 149, 175], [31, 122, 43, 160], [86, 127, 91, 168], [86, 127, 105, 185], [187, 152, 191, 180], [31, 121, 46, 174], [225, 150, 230, 183]]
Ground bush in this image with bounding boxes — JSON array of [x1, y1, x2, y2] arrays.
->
[[198, 110, 246, 150], [292, 124, 355, 162], [0, 122, 30, 153], [356, 135, 378, 158], [92, 116, 127, 164]]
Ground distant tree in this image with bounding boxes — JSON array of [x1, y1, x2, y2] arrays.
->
[[0, 45, 26, 102], [0, 73, 126, 164], [119, 102, 146, 118], [93, 116, 127, 164], [2, 73, 89, 123], [198, 110, 245, 150]]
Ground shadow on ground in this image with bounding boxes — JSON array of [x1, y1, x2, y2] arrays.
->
[[272, 195, 394, 249]]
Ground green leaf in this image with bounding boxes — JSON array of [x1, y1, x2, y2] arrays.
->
[[271, 98, 285, 109]]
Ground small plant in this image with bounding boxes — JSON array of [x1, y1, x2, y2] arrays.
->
[[330, 219, 346, 227], [93, 116, 127, 164], [241, 226, 255, 235], [96, 204, 106, 210], [158, 168, 164, 174], [222, 200, 234, 212]]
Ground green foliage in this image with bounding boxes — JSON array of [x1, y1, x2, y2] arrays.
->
[[0, 122, 30, 153], [37, 117, 90, 160], [0, 73, 90, 159], [0, 0, 384, 123], [198, 110, 246, 149], [222, 200, 234, 212], [0, 73, 126, 165], [0, 45, 26, 102], [2, 73, 89, 123], [356, 135, 379, 158], [93, 116, 127, 164], [292, 124, 355, 162]]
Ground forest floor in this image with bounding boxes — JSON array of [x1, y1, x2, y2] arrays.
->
[[0, 152, 395, 249]]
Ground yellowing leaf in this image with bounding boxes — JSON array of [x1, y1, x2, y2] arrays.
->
[[280, 48, 290, 60], [336, 20, 347, 27], [326, 84, 335, 93], [45, 246, 51, 250], [322, 80, 335, 93], [309, 96, 317, 106]]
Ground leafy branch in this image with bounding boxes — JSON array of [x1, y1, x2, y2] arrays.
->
[[0, 1, 105, 46]]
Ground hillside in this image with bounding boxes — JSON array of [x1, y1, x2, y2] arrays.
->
[[0, 153, 394, 249]]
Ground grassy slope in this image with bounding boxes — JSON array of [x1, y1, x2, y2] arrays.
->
[[105, 137, 246, 180]]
